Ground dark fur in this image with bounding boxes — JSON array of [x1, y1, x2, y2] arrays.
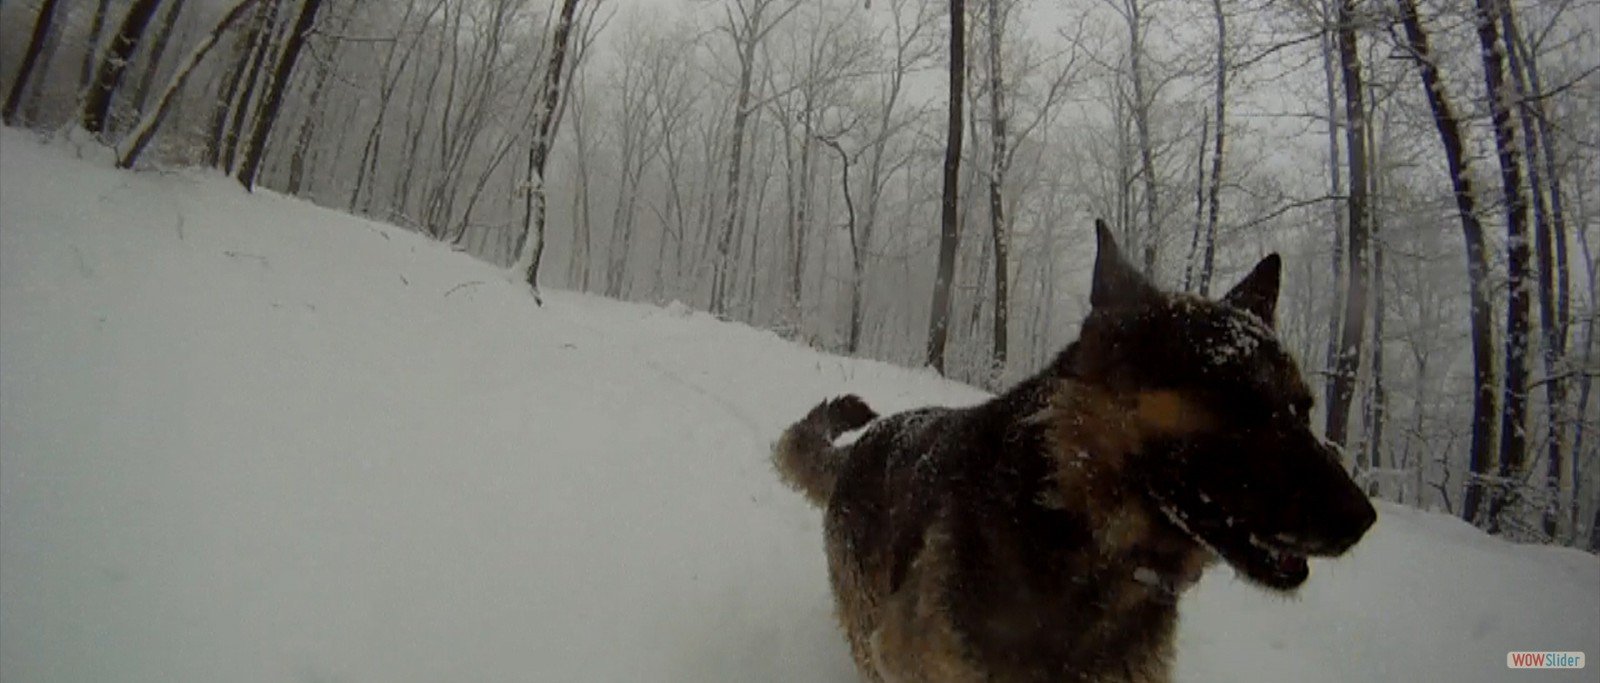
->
[[773, 223, 1376, 683]]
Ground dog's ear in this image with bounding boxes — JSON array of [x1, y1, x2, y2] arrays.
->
[[1091, 219, 1160, 310], [1221, 254, 1282, 326]]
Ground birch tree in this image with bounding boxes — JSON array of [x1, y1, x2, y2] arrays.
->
[[516, 0, 586, 302]]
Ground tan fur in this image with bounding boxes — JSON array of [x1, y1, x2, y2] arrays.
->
[[1038, 382, 1218, 558], [859, 521, 985, 683], [820, 379, 1214, 682], [772, 427, 844, 507]]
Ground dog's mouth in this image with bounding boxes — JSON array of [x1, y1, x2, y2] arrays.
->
[[1155, 500, 1317, 591], [1232, 533, 1311, 590]]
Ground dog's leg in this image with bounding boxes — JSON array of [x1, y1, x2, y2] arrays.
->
[[865, 524, 984, 683]]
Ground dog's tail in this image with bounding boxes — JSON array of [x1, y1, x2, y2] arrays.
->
[[772, 395, 878, 508]]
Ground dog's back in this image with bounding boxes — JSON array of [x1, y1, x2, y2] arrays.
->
[[782, 375, 1196, 682]]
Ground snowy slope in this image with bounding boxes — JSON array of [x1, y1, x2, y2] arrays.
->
[[1, 129, 1595, 683]]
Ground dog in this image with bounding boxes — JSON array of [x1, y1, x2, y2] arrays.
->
[[773, 222, 1376, 682]]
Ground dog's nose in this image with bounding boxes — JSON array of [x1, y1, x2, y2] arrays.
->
[[1350, 495, 1377, 536], [1329, 494, 1377, 552]]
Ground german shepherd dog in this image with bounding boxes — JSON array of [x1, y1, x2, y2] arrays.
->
[[773, 223, 1376, 682]]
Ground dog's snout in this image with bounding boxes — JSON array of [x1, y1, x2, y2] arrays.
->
[[1352, 495, 1377, 534], [1317, 491, 1376, 555]]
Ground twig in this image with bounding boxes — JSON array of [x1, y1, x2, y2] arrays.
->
[[444, 281, 484, 297], [223, 250, 268, 266]]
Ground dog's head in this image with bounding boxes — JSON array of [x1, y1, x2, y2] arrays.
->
[[1067, 222, 1375, 592]]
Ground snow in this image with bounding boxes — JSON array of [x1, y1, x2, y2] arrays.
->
[[2, 128, 1596, 682]]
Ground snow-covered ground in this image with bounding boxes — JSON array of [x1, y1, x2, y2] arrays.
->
[[2, 129, 1595, 682]]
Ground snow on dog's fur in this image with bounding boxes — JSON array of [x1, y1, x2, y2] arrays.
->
[[774, 223, 1376, 682]]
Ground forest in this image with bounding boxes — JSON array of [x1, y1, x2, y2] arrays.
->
[[2, 0, 1596, 551]]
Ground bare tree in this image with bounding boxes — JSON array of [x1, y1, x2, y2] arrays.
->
[[1196, 0, 1227, 296], [516, 0, 587, 301], [78, 0, 114, 93], [567, 73, 597, 291], [1323, 0, 1370, 451], [604, 20, 669, 299], [1499, 3, 1570, 539], [708, 0, 801, 316], [984, 0, 1010, 374], [347, 0, 447, 211], [3, 0, 64, 126], [1390, 0, 1498, 529], [1316, 0, 1346, 424], [845, 0, 937, 353], [126, 0, 187, 122], [81, 0, 167, 135], [216, 0, 281, 171], [925, 0, 965, 373], [119, 0, 265, 169], [1106, 0, 1161, 275], [1476, 0, 1533, 533], [237, 0, 326, 190]]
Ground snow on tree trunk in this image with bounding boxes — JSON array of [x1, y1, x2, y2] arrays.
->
[[1324, 0, 1371, 453], [985, 0, 1009, 376], [1475, 0, 1533, 535], [1391, 0, 1498, 529], [81, 0, 166, 135], [118, 0, 264, 169], [237, 0, 327, 190], [516, 0, 583, 302]]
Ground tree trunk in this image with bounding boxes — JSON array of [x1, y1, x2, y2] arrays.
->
[[127, 0, 187, 122], [1510, 29, 1575, 540], [1319, 0, 1345, 428], [78, 0, 113, 92], [1391, 0, 1498, 528], [237, 0, 325, 190], [1571, 192, 1596, 546], [219, 0, 280, 171], [3, 0, 64, 126], [985, 0, 1009, 376], [118, 0, 262, 169], [569, 87, 594, 292], [203, 5, 261, 168], [1475, 0, 1532, 534], [1126, 0, 1158, 275], [818, 136, 860, 354], [81, 0, 166, 135], [348, 0, 442, 212], [21, 2, 63, 125], [1498, 4, 1567, 540], [516, 0, 583, 301], [710, 2, 781, 316], [926, 0, 965, 373], [1366, 106, 1388, 496], [286, 26, 338, 195], [1183, 113, 1208, 292], [1324, 0, 1370, 451], [1198, 0, 1227, 296]]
